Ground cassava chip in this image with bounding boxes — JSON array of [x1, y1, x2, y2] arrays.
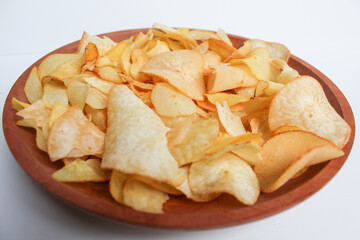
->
[[109, 170, 130, 204], [268, 76, 351, 148], [189, 153, 259, 205], [48, 102, 68, 128], [206, 93, 251, 106], [141, 50, 205, 100], [12, 97, 30, 111], [84, 105, 107, 130], [47, 105, 105, 161], [167, 116, 194, 149], [231, 141, 262, 166], [132, 175, 182, 195], [16, 118, 47, 152], [52, 158, 107, 182], [170, 117, 219, 166], [247, 39, 290, 62], [123, 178, 169, 214], [216, 101, 246, 136], [85, 87, 108, 109], [67, 80, 89, 110], [16, 100, 50, 127], [151, 82, 197, 117], [42, 80, 68, 108], [207, 65, 258, 93], [254, 130, 344, 192], [77, 31, 117, 54], [24, 67, 42, 103], [207, 38, 236, 60], [101, 85, 185, 186]]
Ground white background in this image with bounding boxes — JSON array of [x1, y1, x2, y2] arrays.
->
[[1, 0, 359, 239]]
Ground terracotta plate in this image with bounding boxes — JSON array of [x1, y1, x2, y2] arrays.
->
[[2, 29, 355, 229]]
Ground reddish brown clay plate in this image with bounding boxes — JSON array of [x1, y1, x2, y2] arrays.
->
[[2, 29, 355, 229]]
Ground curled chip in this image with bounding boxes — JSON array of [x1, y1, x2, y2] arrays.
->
[[247, 39, 290, 62], [254, 130, 344, 192], [52, 158, 107, 182], [77, 31, 117, 54], [268, 76, 351, 148], [141, 50, 205, 100], [216, 101, 246, 136], [151, 82, 197, 117], [123, 178, 169, 214], [189, 153, 260, 205], [47, 105, 105, 161], [101, 85, 185, 186]]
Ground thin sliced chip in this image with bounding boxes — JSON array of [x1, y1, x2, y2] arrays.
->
[[67, 80, 89, 110], [234, 87, 255, 96], [47, 105, 105, 161], [85, 87, 107, 109], [42, 80, 68, 108], [216, 28, 232, 46], [94, 66, 123, 84], [207, 38, 236, 60], [38, 53, 83, 81], [242, 97, 272, 114], [231, 47, 270, 81], [231, 141, 262, 166], [272, 58, 299, 84], [151, 83, 197, 117], [268, 76, 351, 148], [160, 115, 189, 128], [216, 101, 246, 136], [189, 153, 259, 205], [207, 65, 258, 93], [101, 85, 185, 186], [170, 117, 219, 166], [255, 80, 285, 97], [195, 41, 209, 54], [132, 175, 182, 195], [109, 170, 130, 204], [176, 166, 220, 202], [146, 40, 170, 57], [152, 23, 197, 49], [273, 125, 302, 135], [120, 45, 131, 76], [248, 110, 272, 144], [202, 51, 221, 73], [48, 102, 68, 128], [24, 67, 42, 103], [84, 105, 107, 130], [16, 100, 50, 127], [254, 130, 344, 192], [52, 158, 107, 182], [82, 76, 115, 94], [247, 39, 290, 62], [106, 42, 130, 66], [77, 31, 117, 54], [226, 41, 252, 61], [186, 30, 220, 40], [42, 117, 50, 139], [206, 93, 251, 106], [141, 50, 205, 100], [12, 97, 30, 111], [16, 118, 47, 152], [123, 178, 169, 214], [48, 56, 84, 81], [167, 116, 194, 148]]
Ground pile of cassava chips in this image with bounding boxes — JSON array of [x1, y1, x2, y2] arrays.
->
[[13, 23, 351, 214]]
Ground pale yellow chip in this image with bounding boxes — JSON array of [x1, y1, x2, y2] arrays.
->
[[84, 105, 107, 130], [247, 39, 290, 62], [272, 58, 299, 84], [48, 102, 68, 128], [52, 158, 107, 182], [12, 97, 30, 111], [106, 42, 130, 66], [151, 82, 197, 117], [176, 166, 220, 202], [170, 116, 219, 166], [242, 96, 272, 114], [132, 175, 182, 195], [94, 66, 123, 84], [273, 125, 302, 135], [24, 67, 42, 104], [254, 130, 344, 192], [186, 30, 220, 40], [152, 23, 197, 49], [120, 45, 131, 76], [202, 51, 221, 73], [195, 41, 209, 54], [160, 115, 190, 128], [207, 65, 258, 93], [16, 100, 50, 127], [146, 40, 170, 57], [67, 80, 89, 110], [109, 170, 130, 204], [16, 118, 47, 152], [47, 105, 105, 161], [268, 76, 351, 148], [226, 41, 252, 61], [216, 101, 246, 137], [216, 28, 232, 46], [234, 87, 255, 96], [141, 50, 205, 101], [42, 80, 68, 108], [255, 80, 285, 97], [167, 116, 194, 149], [47, 57, 84, 81], [77, 31, 117, 54], [101, 85, 185, 186], [206, 93, 251, 106], [231, 141, 262, 166], [38, 53, 83, 81], [123, 178, 169, 214], [189, 153, 259, 205], [85, 87, 108, 109], [230, 47, 270, 82], [248, 110, 272, 144]]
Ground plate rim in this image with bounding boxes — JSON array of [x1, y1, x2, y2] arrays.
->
[[2, 28, 356, 229]]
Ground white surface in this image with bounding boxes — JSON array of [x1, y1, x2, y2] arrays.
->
[[0, 0, 359, 239]]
